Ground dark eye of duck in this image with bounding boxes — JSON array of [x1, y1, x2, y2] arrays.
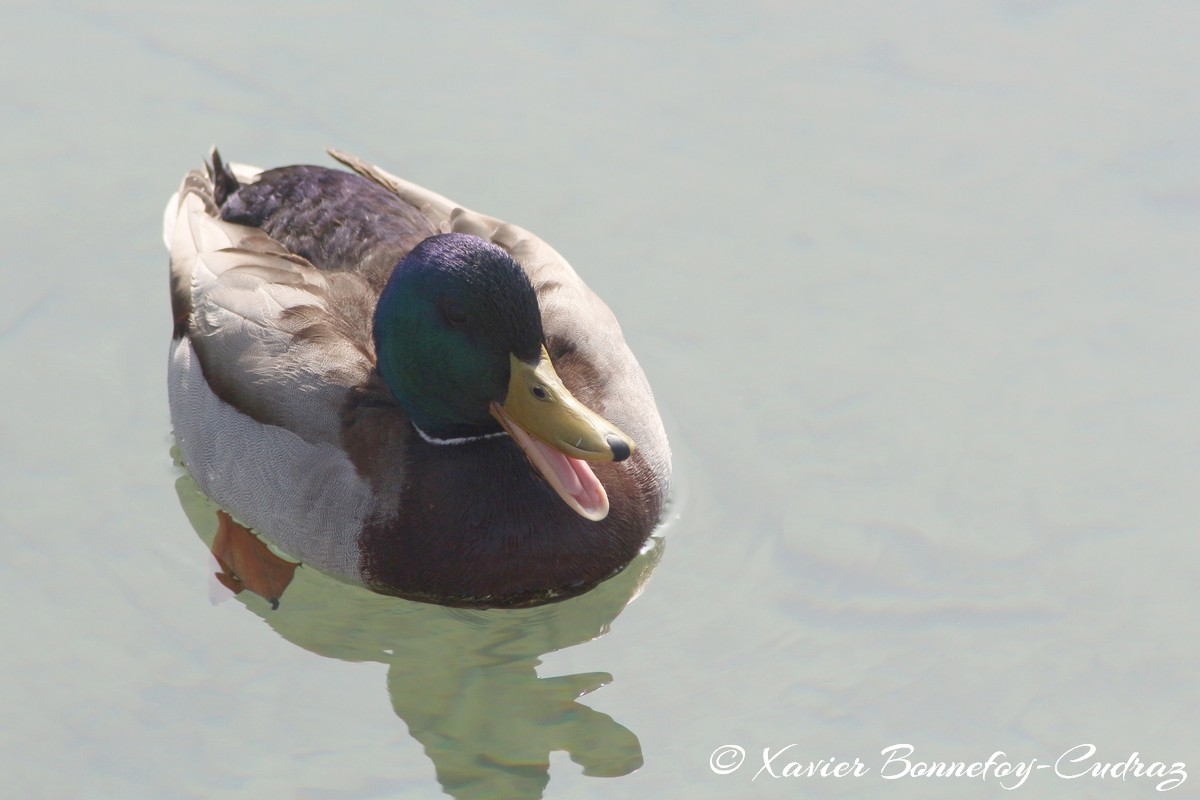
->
[[440, 299, 468, 327], [531, 385, 549, 400]]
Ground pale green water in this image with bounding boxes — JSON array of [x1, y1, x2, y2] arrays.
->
[[2, 3, 1198, 799]]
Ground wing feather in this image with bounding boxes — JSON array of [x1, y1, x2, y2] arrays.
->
[[167, 169, 375, 446]]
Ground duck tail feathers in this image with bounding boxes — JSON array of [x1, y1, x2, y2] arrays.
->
[[208, 146, 241, 207]]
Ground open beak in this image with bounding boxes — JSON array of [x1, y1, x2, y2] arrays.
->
[[490, 347, 635, 521]]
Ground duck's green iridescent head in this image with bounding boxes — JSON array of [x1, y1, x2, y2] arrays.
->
[[373, 233, 635, 520], [374, 233, 542, 439]]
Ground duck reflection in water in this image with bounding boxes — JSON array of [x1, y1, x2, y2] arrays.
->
[[176, 473, 664, 799]]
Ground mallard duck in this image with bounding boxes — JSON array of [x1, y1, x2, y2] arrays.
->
[[164, 149, 671, 608]]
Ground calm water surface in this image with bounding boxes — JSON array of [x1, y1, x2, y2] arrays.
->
[[2, 3, 1197, 798]]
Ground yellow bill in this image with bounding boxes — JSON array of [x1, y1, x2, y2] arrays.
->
[[490, 347, 635, 521]]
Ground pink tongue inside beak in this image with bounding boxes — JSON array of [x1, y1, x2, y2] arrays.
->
[[533, 438, 606, 511], [499, 414, 610, 521]]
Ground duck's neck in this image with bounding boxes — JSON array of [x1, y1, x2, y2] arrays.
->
[[411, 424, 507, 447]]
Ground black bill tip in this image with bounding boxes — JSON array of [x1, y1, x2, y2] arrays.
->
[[607, 434, 632, 462]]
